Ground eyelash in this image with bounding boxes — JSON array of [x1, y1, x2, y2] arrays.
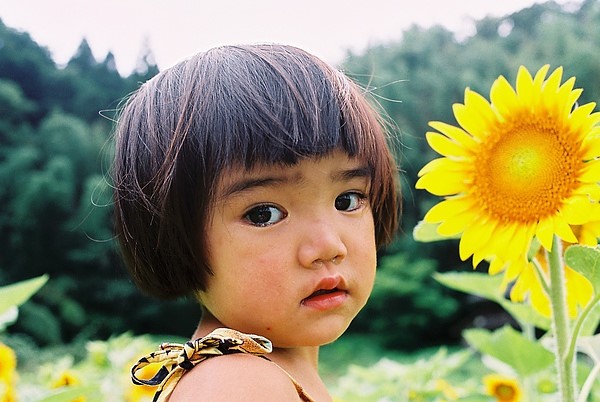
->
[[243, 191, 368, 227]]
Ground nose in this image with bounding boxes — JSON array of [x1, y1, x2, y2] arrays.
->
[[297, 218, 347, 268]]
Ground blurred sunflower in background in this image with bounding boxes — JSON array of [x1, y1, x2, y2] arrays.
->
[[483, 374, 522, 402], [416, 65, 600, 314], [0, 343, 16, 402]]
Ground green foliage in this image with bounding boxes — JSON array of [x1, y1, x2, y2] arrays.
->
[[353, 251, 460, 348], [0, 16, 200, 346], [332, 347, 487, 401], [0, 275, 48, 333], [2, 0, 600, 354], [564, 245, 600, 337], [434, 271, 551, 331], [464, 326, 555, 377], [564, 245, 600, 294], [0, 275, 48, 316]]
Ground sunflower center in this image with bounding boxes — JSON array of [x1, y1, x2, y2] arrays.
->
[[472, 115, 582, 223], [495, 384, 516, 400]]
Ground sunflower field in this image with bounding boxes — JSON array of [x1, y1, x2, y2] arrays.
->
[[2, 0, 600, 401]]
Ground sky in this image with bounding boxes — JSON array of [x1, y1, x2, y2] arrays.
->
[[0, 0, 578, 75]]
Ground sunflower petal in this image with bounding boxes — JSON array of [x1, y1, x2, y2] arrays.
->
[[423, 197, 471, 223], [536, 218, 555, 251], [490, 76, 518, 118], [425, 132, 471, 158], [579, 159, 600, 183], [542, 66, 563, 96], [488, 257, 507, 275], [561, 197, 596, 225], [415, 170, 467, 196], [582, 134, 600, 160], [429, 121, 479, 149], [437, 209, 475, 237], [417, 157, 465, 177], [453, 92, 495, 140], [552, 214, 578, 244], [516, 65, 535, 105], [461, 219, 497, 264], [564, 266, 594, 318]]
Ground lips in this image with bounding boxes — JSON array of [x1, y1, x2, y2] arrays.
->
[[301, 275, 348, 310]]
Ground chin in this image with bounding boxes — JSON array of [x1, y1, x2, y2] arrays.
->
[[308, 320, 353, 346]]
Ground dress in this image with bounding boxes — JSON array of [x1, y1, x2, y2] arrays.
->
[[131, 327, 316, 402]]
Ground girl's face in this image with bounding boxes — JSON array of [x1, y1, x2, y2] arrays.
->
[[198, 149, 377, 348]]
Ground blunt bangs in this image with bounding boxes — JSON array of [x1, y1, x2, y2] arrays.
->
[[189, 45, 370, 174]]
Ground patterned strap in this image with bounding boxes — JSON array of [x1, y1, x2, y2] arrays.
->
[[131, 327, 316, 402], [131, 328, 273, 402]]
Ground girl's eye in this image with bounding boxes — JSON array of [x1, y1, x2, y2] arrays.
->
[[244, 205, 286, 227], [335, 192, 367, 212]]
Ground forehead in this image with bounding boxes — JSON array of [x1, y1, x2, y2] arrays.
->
[[214, 150, 370, 200]]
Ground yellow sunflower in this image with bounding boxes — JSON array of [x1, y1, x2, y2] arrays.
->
[[0, 381, 17, 402], [125, 362, 156, 402], [510, 223, 595, 317], [416, 65, 600, 306], [483, 374, 522, 402], [0, 344, 16, 383], [51, 369, 82, 388]]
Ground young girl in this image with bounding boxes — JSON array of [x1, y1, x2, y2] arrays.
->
[[114, 44, 400, 401]]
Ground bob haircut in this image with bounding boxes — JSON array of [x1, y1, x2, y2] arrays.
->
[[113, 44, 400, 299]]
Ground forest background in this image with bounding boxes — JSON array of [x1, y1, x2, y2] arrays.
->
[[1, 0, 599, 379]]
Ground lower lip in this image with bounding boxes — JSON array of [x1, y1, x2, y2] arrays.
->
[[301, 290, 348, 311]]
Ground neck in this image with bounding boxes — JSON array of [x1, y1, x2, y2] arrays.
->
[[193, 311, 320, 368]]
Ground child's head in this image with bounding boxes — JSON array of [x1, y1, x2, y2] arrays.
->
[[113, 44, 399, 300]]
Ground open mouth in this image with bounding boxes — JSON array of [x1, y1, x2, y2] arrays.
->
[[307, 288, 340, 299], [301, 287, 348, 309]]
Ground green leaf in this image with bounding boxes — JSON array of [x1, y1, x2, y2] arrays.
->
[[580, 296, 600, 337], [434, 271, 504, 299], [434, 272, 551, 330], [500, 301, 551, 331], [37, 385, 101, 402], [413, 220, 460, 242], [564, 245, 600, 293], [0, 274, 49, 315], [0, 306, 18, 330], [463, 326, 554, 377]]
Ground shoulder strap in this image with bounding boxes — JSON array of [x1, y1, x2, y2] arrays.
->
[[130, 328, 272, 402], [264, 359, 317, 402]]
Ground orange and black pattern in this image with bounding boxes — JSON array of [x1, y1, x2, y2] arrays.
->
[[131, 328, 273, 402], [130, 327, 315, 402]]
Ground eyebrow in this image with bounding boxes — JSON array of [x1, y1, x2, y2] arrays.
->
[[219, 165, 371, 200]]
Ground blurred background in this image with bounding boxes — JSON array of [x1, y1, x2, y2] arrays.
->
[[0, 0, 597, 390]]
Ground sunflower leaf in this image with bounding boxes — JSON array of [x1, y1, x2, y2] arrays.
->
[[580, 295, 600, 337], [434, 272, 551, 330], [463, 326, 554, 377], [563, 245, 600, 293], [0, 274, 49, 316], [37, 385, 101, 402], [433, 271, 504, 299], [413, 220, 460, 242], [499, 301, 551, 331]]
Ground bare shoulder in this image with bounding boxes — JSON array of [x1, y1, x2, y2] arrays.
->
[[168, 353, 300, 401]]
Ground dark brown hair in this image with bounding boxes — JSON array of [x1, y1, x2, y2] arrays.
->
[[113, 44, 400, 299]]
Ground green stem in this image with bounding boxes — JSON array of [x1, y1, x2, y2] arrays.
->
[[571, 293, 600, 402], [547, 235, 576, 401], [567, 293, 600, 367], [578, 361, 600, 402]]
